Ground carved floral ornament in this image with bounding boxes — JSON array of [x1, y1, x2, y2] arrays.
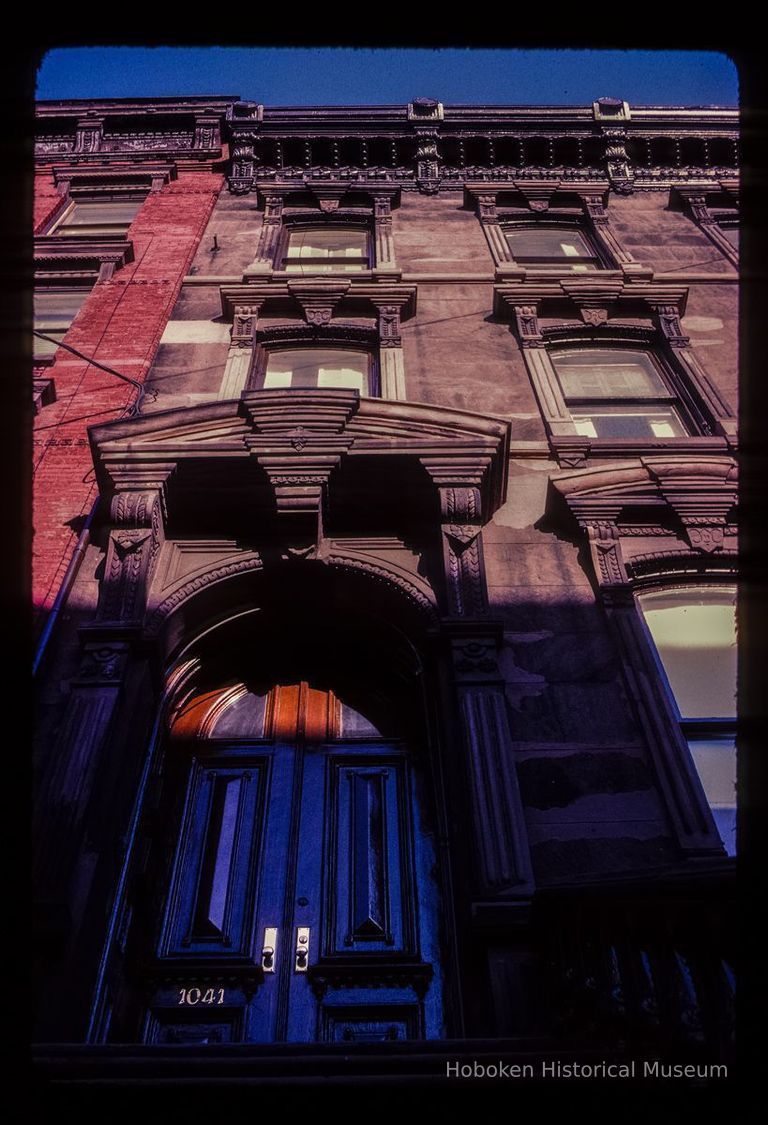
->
[[549, 456, 737, 586]]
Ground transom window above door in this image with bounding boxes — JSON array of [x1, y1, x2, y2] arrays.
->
[[280, 227, 370, 273], [261, 348, 373, 394], [551, 347, 689, 439], [504, 226, 604, 271]]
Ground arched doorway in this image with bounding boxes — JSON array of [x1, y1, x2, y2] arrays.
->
[[113, 595, 446, 1045]]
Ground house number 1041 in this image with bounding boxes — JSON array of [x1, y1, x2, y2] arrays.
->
[[178, 987, 225, 1005]]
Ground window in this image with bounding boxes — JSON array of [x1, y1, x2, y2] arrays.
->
[[50, 197, 144, 238], [33, 287, 91, 360], [280, 227, 370, 274], [551, 347, 689, 439], [637, 585, 736, 856], [504, 225, 603, 271], [259, 347, 374, 394]]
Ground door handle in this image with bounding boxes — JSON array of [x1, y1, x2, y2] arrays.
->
[[261, 927, 278, 973], [295, 926, 310, 972]]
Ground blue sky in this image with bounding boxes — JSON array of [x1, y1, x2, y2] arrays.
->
[[36, 48, 738, 106]]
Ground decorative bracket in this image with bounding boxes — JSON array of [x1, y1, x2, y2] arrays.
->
[[437, 486, 488, 618], [578, 515, 629, 588], [225, 102, 264, 194], [96, 487, 167, 626], [408, 100, 443, 195], [231, 301, 265, 347]]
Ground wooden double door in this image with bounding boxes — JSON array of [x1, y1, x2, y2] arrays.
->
[[133, 685, 444, 1044]]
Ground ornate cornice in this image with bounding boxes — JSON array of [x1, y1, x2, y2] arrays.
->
[[36, 99, 738, 193]]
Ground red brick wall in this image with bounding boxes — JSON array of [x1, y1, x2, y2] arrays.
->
[[34, 169, 65, 234], [33, 170, 224, 626]]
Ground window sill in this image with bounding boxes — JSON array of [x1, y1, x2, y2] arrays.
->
[[494, 264, 653, 282], [550, 433, 732, 467], [244, 265, 403, 283]]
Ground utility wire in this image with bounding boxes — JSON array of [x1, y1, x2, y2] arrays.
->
[[32, 331, 156, 416]]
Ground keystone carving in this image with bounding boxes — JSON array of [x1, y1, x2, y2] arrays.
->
[[286, 278, 350, 325]]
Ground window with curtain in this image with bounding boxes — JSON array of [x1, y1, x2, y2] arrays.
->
[[551, 347, 689, 439], [259, 347, 374, 394], [280, 227, 370, 273], [504, 226, 603, 271], [636, 585, 737, 856]]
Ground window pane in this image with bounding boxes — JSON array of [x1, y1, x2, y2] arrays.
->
[[317, 366, 365, 391], [283, 228, 368, 273], [286, 229, 368, 257], [571, 404, 686, 438], [210, 690, 267, 737], [207, 779, 242, 932], [264, 349, 370, 393], [34, 289, 90, 356], [340, 702, 382, 737], [554, 349, 669, 398], [506, 229, 596, 260], [688, 737, 736, 856], [60, 200, 142, 229], [637, 586, 737, 719], [505, 229, 600, 271]]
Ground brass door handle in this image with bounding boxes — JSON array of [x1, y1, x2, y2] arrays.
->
[[295, 926, 310, 972], [262, 927, 278, 973]]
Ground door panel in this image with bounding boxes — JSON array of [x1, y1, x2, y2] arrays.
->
[[135, 731, 442, 1043]]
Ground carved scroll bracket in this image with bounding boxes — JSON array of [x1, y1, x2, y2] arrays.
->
[[193, 114, 220, 151], [437, 486, 488, 619], [409, 101, 443, 195], [579, 516, 629, 588], [225, 102, 264, 194], [601, 125, 634, 194], [74, 115, 104, 155], [370, 299, 406, 348], [511, 302, 545, 348], [373, 193, 396, 267], [97, 488, 167, 626], [231, 301, 265, 347], [649, 301, 690, 348]]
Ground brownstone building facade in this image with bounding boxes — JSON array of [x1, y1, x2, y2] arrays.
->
[[32, 96, 738, 1087]]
